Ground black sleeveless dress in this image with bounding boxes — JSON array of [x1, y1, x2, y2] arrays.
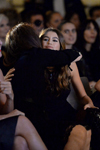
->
[[0, 116, 18, 150]]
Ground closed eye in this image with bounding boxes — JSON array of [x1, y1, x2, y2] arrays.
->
[[53, 39, 58, 42]]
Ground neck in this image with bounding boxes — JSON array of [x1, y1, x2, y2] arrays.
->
[[65, 44, 73, 49], [85, 43, 92, 52]]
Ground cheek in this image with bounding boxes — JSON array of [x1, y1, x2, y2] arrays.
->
[[0, 28, 3, 31], [50, 20, 54, 25], [42, 41, 46, 48], [55, 43, 60, 50], [74, 33, 77, 40], [7, 25, 10, 29], [65, 38, 69, 43], [51, 21, 58, 28], [84, 32, 88, 41], [63, 34, 68, 41]]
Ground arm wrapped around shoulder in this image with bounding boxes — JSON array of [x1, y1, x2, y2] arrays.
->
[[63, 49, 82, 65]]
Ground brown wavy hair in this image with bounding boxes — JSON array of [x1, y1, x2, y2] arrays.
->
[[4, 22, 41, 66], [39, 28, 71, 95]]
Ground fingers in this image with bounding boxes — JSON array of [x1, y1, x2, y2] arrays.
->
[[84, 104, 90, 110], [4, 74, 14, 81], [5, 78, 12, 82], [84, 104, 99, 110], [6, 68, 15, 75], [4, 68, 15, 81]]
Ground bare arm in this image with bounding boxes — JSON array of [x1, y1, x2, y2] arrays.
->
[[94, 79, 100, 92], [70, 62, 94, 110]]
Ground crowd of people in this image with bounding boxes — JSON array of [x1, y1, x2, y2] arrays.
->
[[0, 1, 100, 150]]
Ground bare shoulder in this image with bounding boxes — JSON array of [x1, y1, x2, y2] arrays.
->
[[70, 62, 79, 78], [70, 62, 78, 72]]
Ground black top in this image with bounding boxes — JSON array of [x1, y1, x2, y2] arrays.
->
[[75, 46, 100, 82]]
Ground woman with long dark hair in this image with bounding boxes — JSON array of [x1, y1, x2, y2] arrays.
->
[[75, 19, 100, 89]]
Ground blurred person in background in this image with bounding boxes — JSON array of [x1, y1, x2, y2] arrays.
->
[[89, 6, 100, 21], [75, 19, 100, 90], [64, 11, 82, 31], [0, 14, 10, 47], [45, 11, 63, 29], [0, 8, 21, 29], [21, 10, 44, 35], [43, 0, 86, 21]]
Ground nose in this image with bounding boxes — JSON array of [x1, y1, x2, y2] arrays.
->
[[69, 31, 73, 36], [48, 39, 52, 45], [91, 28, 96, 34]]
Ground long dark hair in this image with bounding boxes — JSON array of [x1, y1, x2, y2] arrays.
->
[[40, 28, 71, 95], [75, 19, 99, 50], [4, 22, 41, 66]]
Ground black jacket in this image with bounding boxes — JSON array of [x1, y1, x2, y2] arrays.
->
[[12, 47, 79, 119]]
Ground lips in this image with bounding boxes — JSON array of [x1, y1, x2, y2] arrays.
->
[[46, 46, 53, 49], [68, 38, 75, 41], [90, 36, 95, 39]]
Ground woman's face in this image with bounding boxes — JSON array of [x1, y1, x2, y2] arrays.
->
[[42, 31, 60, 50], [70, 14, 80, 29], [0, 19, 10, 38], [84, 23, 97, 44], [30, 14, 44, 35], [47, 13, 63, 29], [61, 23, 77, 46]]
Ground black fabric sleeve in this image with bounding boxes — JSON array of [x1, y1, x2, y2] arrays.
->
[[37, 48, 80, 67]]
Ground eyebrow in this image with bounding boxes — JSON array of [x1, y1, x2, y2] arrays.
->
[[44, 35, 59, 40]]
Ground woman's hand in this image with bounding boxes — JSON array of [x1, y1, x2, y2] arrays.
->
[[4, 68, 15, 81], [0, 81, 14, 101], [73, 52, 82, 62], [84, 102, 99, 110]]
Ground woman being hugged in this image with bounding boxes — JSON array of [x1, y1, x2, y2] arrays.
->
[[39, 27, 94, 150]]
